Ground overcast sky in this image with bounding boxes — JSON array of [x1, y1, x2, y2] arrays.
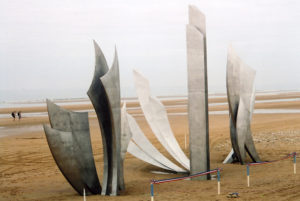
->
[[0, 0, 300, 101]]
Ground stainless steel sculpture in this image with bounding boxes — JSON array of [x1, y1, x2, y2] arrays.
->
[[44, 100, 101, 195], [121, 103, 186, 173], [87, 41, 123, 196], [127, 141, 171, 169], [100, 49, 123, 195], [120, 103, 132, 184], [224, 46, 261, 165], [43, 125, 85, 195], [186, 5, 210, 180], [133, 70, 190, 171], [121, 103, 132, 161], [87, 41, 111, 195], [121, 105, 167, 170], [45, 41, 126, 197]]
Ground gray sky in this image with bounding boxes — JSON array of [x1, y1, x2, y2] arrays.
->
[[1, 0, 300, 101]]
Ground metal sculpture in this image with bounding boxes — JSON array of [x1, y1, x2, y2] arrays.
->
[[121, 103, 132, 161], [120, 107, 167, 170], [121, 103, 186, 173], [186, 5, 210, 180], [87, 41, 111, 195], [120, 103, 132, 185], [44, 100, 101, 195], [127, 141, 171, 170], [43, 125, 85, 195], [224, 46, 261, 164], [133, 70, 190, 170], [45, 41, 126, 196], [100, 49, 123, 195], [87, 41, 123, 196]]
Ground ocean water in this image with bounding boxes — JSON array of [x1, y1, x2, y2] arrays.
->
[[0, 125, 43, 138], [1, 90, 300, 138], [1, 88, 297, 103], [0, 86, 189, 102]]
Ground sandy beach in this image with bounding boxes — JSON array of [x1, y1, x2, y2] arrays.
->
[[1, 92, 300, 201]]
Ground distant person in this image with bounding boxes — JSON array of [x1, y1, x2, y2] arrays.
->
[[17, 111, 22, 120], [11, 111, 16, 121]]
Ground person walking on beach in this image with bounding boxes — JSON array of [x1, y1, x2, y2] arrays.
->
[[11, 111, 16, 121], [17, 111, 22, 120]]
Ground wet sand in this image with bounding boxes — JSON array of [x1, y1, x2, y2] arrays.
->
[[1, 93, 300, 200]]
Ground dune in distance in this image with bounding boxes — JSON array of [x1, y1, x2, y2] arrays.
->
[[1, 91, 300, 201]]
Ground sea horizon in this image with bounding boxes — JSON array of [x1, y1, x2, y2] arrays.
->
[[1, 87, 299, 103]]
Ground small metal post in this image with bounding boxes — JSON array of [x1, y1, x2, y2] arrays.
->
[[247, 165, 250, 187], [151, 183, 154, 201], [83, 188, 86, 201], [294, 153, 297, 174], [217, 169, 221, 195]]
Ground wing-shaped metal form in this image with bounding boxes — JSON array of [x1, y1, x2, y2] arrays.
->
[[122, 103, 186, 172], [121, 106, 170, 170], [100, 49, 123, 195], [87, 41, 125, 196], [119, 103, 132, 191], [69, 112, 101, 194], [45, 100, 101, 195], [121, 103, 132, 161], [87, 41, 113, 196], [127, 141, 170, 170], [43, 125, 85, 195], [224, 46, 261, 164], [46, 99, 72, 132], [186, 5, 210, 180], [133, 70, 190, 170]]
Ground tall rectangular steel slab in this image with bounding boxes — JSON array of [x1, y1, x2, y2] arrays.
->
[[186, 5, 210, 180]]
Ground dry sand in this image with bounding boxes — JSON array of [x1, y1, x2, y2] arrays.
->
[[1, 93, 300, 201]]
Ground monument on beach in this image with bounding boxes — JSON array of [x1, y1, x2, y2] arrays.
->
[[186, 5, 210, 180], [223, 46, 261, 165], [87, 41, 124, 196], [133, 70, 190, 171], [121, 103, 186, 173], [43, 100, 101, 195], [117, 70, 189, 173], [44, 41, 128, 196]]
